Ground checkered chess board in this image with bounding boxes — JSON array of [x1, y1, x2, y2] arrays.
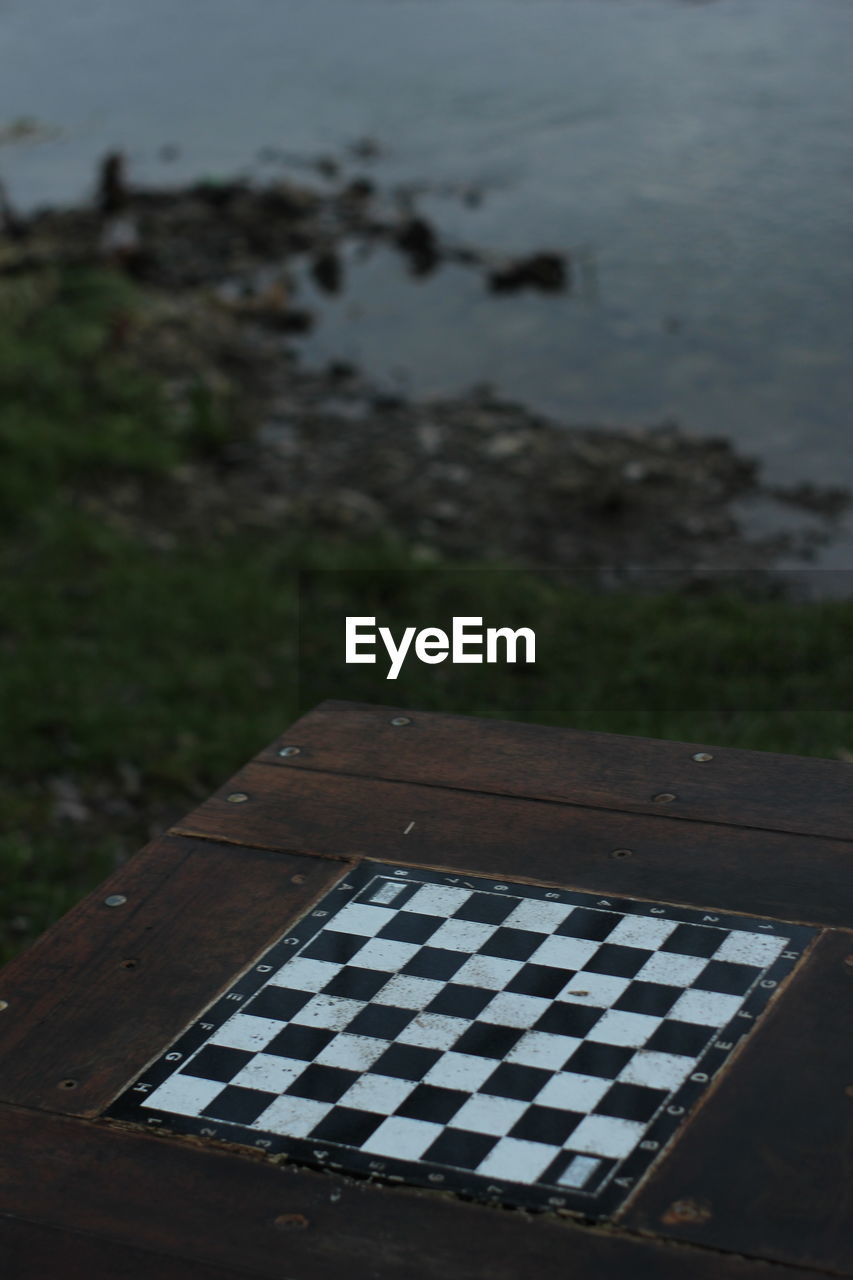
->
[[107, 864, 814, 1215]]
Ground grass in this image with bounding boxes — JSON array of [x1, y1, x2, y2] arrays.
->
[[1, 265, 851, 963]]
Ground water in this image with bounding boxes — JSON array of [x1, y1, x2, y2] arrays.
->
[[2, 0, 852, 565]]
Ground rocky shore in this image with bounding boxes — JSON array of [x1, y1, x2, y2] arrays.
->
[[2, 154, 848, 581]]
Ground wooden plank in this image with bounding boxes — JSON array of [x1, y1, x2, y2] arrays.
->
[[0, 835, 349, 1116], [622, 928, 853, 1277], [0, 1104, 835, 1280], [174, 764, 853, 929], [0, 1216, 255, 1280], [252, 701, 853, 841]]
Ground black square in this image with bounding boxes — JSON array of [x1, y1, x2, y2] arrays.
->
[[427, 984, 493, 1019], [181, 1045, 252, 1082], [323, 967, 389, 1001], [372, 1043, 443, 1081], [396, 1084, 467, 1124], [285, 1064, 359, 1103], [564, 1041, 634, 1079], [693, 960, 756, 996], [481, 1062, 552, 1101], [478, 927, 543, 962], [377, 912, 442, 944], [402, 947, 468, 980], [596, 1082, 667, 1122], [453, 1023, 523, 1060], [265, 1024, 335, 1061], [202, 1085, 273, 1125], [583, 943, 648, 978], [245, 986, 313, 1022], [310, 1106, 384, 1146], [662, 924, 723, 959], [613, 981, 680, 1017], [423, 1128, 497, 1171], [346, 1004, 415, 1040], [505, 964, 570, 999], [534, 1002, 602, 1039], [645, 1019, 711, 1057], [452, 893, 518, 925], [301, 932, 366, 964], [556, 909, 619, 941], [509, 1105, 582, 1146]]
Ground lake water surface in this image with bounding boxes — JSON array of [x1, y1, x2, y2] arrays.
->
[[2, 0, 852, 567]]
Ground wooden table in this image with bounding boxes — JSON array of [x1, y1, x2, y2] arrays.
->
[[1, 700, 851, 1279]]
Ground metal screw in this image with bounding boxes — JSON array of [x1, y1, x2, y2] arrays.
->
[[845, 1085, 853, 1099], [390, 717, 411, 726], [291, 874, 306, 885], [226, 792, 248, 803], [844, 954, 853, 968], [278, 746, 301, 757], [104, 894, 127, 907], [0, 1000, 8, 1012], [610, 849, 633, 859], [692, 752, 713, 762], [663, 1198, 713, 1225], [652, 792, 677, 804]]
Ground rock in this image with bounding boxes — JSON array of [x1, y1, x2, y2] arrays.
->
[[488, 252, 568, 294]]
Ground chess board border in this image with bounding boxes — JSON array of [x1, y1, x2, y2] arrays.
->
[[104, 861, 816, 1218]]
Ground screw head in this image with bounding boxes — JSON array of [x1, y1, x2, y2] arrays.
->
[[692, 752, 713, 762], [610, 849, 633, 859], [390, 717, 411, 726], [845, 1084, 853, 1098], [845, 955, 853, 968], [278, 746, 301, 757], [652, 792, 677, 804], [59, 1079, 78, 1090], [104, 894, 127, 907], [0, 1000, 8, 1012], [226, 792, 248, 803]]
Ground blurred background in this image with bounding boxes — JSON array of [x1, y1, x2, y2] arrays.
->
[[1, 0, 852, 961]]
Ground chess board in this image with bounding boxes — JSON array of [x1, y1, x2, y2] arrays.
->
[[107, 863, 814, 1217]]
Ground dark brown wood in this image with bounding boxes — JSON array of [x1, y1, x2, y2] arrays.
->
[[0, 1103, 834, 1280], [174, 762, 853, 929], [623, 928, 853, 1277], [252, 701, 853, 841], [0, 835, 349, 1115], [0, 1217, 255, 1280]]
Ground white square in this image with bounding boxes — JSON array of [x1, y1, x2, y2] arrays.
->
[[423, 1052, 497, 1092], [634, 952, 709, 987], [338, 1073, 418, 1115], [206, 1014, 283, 1053], [402, 884, 474, 917], [325, 903, 398, 937], [143, 1074, 224, 1116], [479, 991, 552, 1029], [291, 994, 364, 1031], [426, 918, 498, 953], [230, 1054, 305, 1093], [362, 1116, 443, 1160], [668, 988, 742, 1027], [558, 972, 631, 1008], [268, 957, 342, 992], [506, 1031, 581, 1071], [397, 1013, 470, 1051], [314, 1033, 390, 1071], [451, 1095, 529, 1136], [619, 1050, 695, 1091], [347, 937, 421, 972], [534, 1071, 611, 1112], [568, 1114, 646, 1159], [254, 1094, 332, 1137], [451, 954, 525, 990], [373, 974, 445, 1009], [558, 1154, 602, 1188], [501, 900, 573, 933], [587, 1009, 662, 1048], [713, 931, 787, 968], [605, 916, 678, 951], [477, 1137, 556, 1182], [528, 935, 600, 970], [367, 880, 408, 906]]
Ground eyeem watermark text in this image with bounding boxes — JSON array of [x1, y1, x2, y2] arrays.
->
[[345, 616, 536, 680]]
